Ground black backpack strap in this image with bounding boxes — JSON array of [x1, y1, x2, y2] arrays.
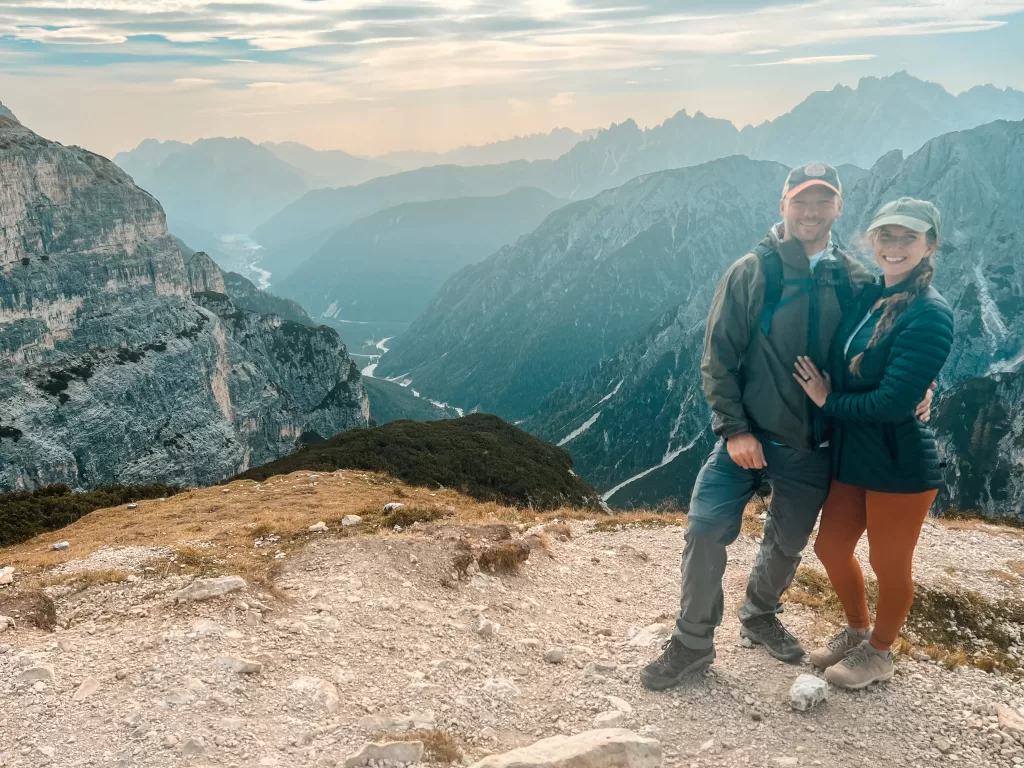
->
[[818, 254, 854, 315], [754, 244, 783, 338]]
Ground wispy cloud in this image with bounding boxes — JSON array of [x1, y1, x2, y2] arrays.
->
[[1, 1, 1022, 155], [743, 54, 878, 67]]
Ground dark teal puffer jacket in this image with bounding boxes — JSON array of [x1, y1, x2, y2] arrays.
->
[[823, 283, 954, 494]]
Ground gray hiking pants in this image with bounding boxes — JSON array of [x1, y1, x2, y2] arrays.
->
[[673, 439, 830, 650]]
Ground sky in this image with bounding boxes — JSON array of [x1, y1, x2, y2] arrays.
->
[[1, 1, 1024, 159]]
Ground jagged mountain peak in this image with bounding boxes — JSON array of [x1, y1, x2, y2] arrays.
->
[[0, 100, 19, 124]]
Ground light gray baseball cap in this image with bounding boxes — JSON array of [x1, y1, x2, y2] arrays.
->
[[867, 197, 942, 236]]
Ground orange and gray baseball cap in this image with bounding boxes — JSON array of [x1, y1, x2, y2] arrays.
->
[[782, 162, 842, 199]]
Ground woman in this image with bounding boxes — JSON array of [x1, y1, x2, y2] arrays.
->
[[792, 197, 954, 690]]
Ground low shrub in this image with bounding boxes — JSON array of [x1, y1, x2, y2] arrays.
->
[[232, 414, 601, 511]]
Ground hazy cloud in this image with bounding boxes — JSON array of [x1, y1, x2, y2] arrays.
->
[[2, 1, 1022, 156]]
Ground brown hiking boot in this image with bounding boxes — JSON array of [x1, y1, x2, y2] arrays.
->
[[809, 626, 871, 670], [825, 641, 894, 690]]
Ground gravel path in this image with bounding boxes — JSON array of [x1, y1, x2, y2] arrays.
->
[[1, 517, 1022, 768]]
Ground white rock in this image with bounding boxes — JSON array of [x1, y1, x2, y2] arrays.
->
[[789, 674, 828, 712], [0, 566, 14, 585], [545, 648, 566, 664], [308, 521, 329, 533], [173, 576, 247, 603], [72, 677, 101, 701], [342, 515, 363, 527], [407, 681, 443, 695], [480, 726, 499, 742], [37, 745, 55, 759], [466, 729, 661, 768], [51, 541, 70, 551], [583, 661, 618, 678], [290, 676, 341, 714], [594, 711, 626, 728], [773, 759, 799, 767], [603, 696, 633, 714], [357, 711, 436, 731], [127, 503, 138, 510], [345, 741, 424, 768], [217, 656, 263, 675], [383, 503, 405, 514], [180, 738, 206, 756], [476, 617, 500, 638], [482, 678, 521, 699], [998, 704, 1024, 734], [0, 615, 15, 632], [18, 664, 55, 683], [193, 619, 221, 636], [626, 623, 672, 648]]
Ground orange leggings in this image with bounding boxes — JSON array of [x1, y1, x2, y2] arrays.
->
[[813, 480, 937, 650]]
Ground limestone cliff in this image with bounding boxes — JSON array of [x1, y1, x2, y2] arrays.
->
[[0, 115, 368, 490]]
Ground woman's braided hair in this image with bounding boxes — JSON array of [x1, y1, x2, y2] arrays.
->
[[849, 229, 938, 376]]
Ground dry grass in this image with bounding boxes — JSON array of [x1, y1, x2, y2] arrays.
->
[[1007, 560, 1024, 576], [369, 731, 462, 765], [986, 569, 1020, 583], [592, 512, 686, 532], [544, 521, 573, 540], [40, 568, 129, 591], [476, 540, 531, 574], [786, 566, 1024, 675], [0, 470, 625, 592]]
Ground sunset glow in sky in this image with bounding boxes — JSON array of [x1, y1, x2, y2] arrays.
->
[[1, 1, 1023, 157]]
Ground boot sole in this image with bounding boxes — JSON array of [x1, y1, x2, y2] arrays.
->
[[826, 666, 894, 690], [639, 651, 715, 691], [739, 625, 805, 663]]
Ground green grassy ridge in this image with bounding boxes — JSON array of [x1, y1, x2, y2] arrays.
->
[[0, 484, 181, 547], [233, 413, 601, 511]]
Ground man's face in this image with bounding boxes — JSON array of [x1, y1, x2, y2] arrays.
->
[[780, 186, 842, 246]]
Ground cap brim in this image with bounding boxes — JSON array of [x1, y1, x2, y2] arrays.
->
[[784, 180, 841, 199], [867, 214, 934, 233]]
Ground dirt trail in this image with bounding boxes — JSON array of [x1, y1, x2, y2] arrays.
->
[[1, 487, 1023, 768]]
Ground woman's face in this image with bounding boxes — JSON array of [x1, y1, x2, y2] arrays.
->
[[872, 224, 935, 282]]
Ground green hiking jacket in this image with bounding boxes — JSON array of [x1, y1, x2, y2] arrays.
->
[[701, 223, 875, 452]]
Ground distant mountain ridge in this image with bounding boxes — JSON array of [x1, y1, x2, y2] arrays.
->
[[115, 137, 309, 263], [376, 127, 597, 171], [256, 72, 1024, 281], [375, 155, 790, 418], [261, 141, 395, 189], [274, 187, 564, 319]]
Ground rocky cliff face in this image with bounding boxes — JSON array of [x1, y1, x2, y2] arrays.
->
[[0, 116, 368, 491], [933, 370, 1024, 517]]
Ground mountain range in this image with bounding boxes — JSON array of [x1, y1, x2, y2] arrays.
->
[[274, 187, 564, 320], [518, 120, 1024, 515], [115, 137, 309, 266], [375, 127, 597, 171], [375, 155, 788, 417], [251, 73, 1024, 286], [0, 111, 368, 491]]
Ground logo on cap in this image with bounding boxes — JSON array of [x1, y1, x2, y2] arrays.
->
[[804, 162, 827, 178]]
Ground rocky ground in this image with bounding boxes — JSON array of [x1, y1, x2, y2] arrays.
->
[[1, 484, 1023, 768]]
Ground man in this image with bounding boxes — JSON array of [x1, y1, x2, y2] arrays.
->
[[640, 162, 932, 690]]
